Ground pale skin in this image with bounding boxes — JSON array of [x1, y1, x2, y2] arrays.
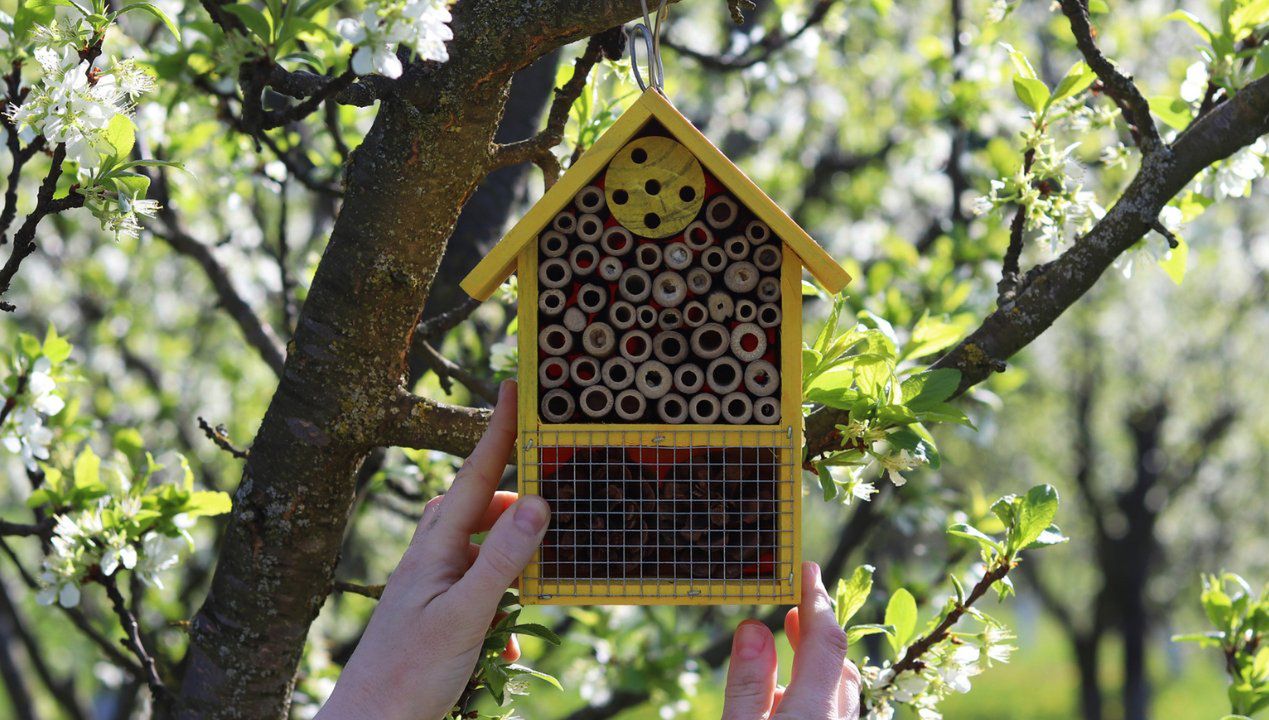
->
[[318, 381, 860, 720]]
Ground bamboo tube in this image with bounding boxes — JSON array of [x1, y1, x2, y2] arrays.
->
[[539, 230, 568, 258], [600, 226, 634, 256], [689, 394, 721, 424], [757, 302, 781, 328], [664, 242, 693, 270], [539, 257, 572, 288], [576, 213, 604, 243], [730, 322, 767, 362], [552, 209, 577, 234], [569, 244, 599, 276], [720, 392, 754, 424], [652, 271, 687, 307], [757, 277, 781, 303], [686, 267, 712, 295], [541, 389, 574, 422], [539, 356, 569, 388], [636, 305, 658, 329], [707, 356, 743, 394], [724, 235, 750, 261], [563, 307, 587, 332], [745, 220, 771, 245], [577, 284, 607, 314], [635, 360, 673, 399], [673, 363, 705, 394], [752, 396, 780, 425], [682, 301, 708, 327], [609, 301, 636, 330], [690, 323, 730, 359], [618, 268, 651, 302], [653, 331, 688, 364], [700, 246, 727, 273], [735, 299, 758, 323], [635, 243, 663, 271], [619, 330, 653, 363], [658, 307, 683, 330], [683, 220, 714, 250], [753, 244, 782, 272], [598, 256, 623, 282], [602, 357, 635, 390], [705, 195, 738, 229], [743, 359, 779, 396], [723, 261, 759, 293], [579, 385, 614, 418], [575, 185, 606, 214], [656, 393, 689, 424], [614, 389, 646, 421], [538, 324, 573, 355], [707, 291, 734, 322], [581, 322, 616, 358], [538, 288, 566, 316], [570, 355, 601, 386]]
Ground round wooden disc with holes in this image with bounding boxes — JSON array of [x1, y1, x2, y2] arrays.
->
[[605, 137, 706, 238]]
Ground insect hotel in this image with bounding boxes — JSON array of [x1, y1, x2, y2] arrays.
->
[[461, 88, 850, 605]]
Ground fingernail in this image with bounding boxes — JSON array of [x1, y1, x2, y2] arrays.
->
[[514, 495, 549, 533], [805, 561, 822, 590], [735, 621, 768, 660], [500, 379, 516, 399]]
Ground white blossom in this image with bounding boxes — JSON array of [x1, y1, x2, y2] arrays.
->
[[1213, 138, 1267, 200], [339, 0, 453, 79], [1180, 61, 1209, 104]]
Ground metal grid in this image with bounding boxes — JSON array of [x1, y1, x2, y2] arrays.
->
[[519, 427, 797, 604]]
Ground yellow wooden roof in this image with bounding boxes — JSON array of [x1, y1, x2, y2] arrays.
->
[[460, 88, 852, 301]]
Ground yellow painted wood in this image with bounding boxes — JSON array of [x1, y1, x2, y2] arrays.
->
[[460, 88, 851, 300], [605, 136, 705, 237], [524, 582, 797, 606], [639, 90, 852, 294], [459, 97, 655, 301], [523, 424, 789, 447], [781, 256, 805, 603], [517, 246, 543, 602]]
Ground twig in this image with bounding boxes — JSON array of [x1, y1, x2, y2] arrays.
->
[[0, 145, 86, 311], [100, 575, 167, 701], [997, 147, 1037, 304], [415, 295, 481, 343], [667, 0, 838, 71], [261, 70, 358, 129], [332, 580, 384, 600], [379, 390, 492, 457], [0, 518, 53, 538], [197, 417, 250, 459], [416, 341, 500, 404], [1057, 0, 1162, 154]]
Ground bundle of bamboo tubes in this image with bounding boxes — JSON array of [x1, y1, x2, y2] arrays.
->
[[536, 183, 784, 425]]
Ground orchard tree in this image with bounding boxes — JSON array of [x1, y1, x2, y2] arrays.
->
[[0, 0, 1266, 718]]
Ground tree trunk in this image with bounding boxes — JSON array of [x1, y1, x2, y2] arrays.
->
[[1074, 635, 1103, 720], [170, 4, 645, 717]]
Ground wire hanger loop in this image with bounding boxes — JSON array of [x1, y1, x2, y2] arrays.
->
[[630, 0, 669, 92]]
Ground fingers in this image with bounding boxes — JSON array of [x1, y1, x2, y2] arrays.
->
[[721, 620, 778, 720], [433, 381, 518, 535], [784, 607, 800, 651], [447, 495, 550, 621], [418, 491, 519, 538], [773, 562, 850, 719]]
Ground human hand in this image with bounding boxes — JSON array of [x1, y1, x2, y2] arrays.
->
[[721, 562, 861, 719], [317, 380, 549, 720]]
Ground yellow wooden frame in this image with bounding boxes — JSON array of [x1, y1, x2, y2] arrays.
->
[[457, 88, 858, 605]]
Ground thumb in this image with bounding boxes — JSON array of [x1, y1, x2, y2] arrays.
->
[[452, 495, 550, 613]]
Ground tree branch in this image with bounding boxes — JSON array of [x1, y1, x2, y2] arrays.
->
[[805, 71, 1269, 459], [665, 0, 838, 71], [331, 580, 384, 600], [197, 416, 251, 459], [0, 145, 86, 311], [1057, 0, 1162, 154], [0, 518, 53, 538], [415, 341, 500, 404], [100, 575, 168, 702], [380, 391, 494, 457]]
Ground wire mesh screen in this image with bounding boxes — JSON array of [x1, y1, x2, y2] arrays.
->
[[520, 427, 797, 604]]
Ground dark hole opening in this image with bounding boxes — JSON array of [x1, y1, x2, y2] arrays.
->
[[577, 363, 595, 381], [645, 179, 661, 195], [577, 252, 593, 268], [626, 336, 645, 355], [682, 369, 698, 385], [728, 399, 746, 415], [664, 399, 682, 415], [701, 330, 723, 351], [712, 363, 736, 385], [761, 308, 777, 323], [615, 306, 632, 322], [631, 147, 648, 163], [613, 189, 629, 204], [646, 371, 663, 386], [610, 365, 627, 382], [546, 264, 565, 281], [680, 186, 696, 202], [548, 396, 570, 414], [686, 306, 705, 322], [546, 363, 563, 379], [639, 307, 656, 323], [548, 331, 565, 347], [711, 203, 729, 222], [754, 371, 770, 387], [621, 395, 641, 413], [740, 333, 759, 353], [644, 213, 661, 229], [582, 220, 599, 234], [545, 294, 560, 308], [585, 392, 606, 411], [627, 276, 646, 294], [664, 338, 681, 355], [583, 289, 601, 305]]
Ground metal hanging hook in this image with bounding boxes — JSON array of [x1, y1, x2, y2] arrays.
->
[[630, 0, 669, 92]]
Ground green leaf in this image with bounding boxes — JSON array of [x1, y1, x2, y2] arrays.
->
[[111, 174, 152, 199], [1158, 235, 1188, 285], [116, 2, 181, 40], [1050, 61, 1097, 104], [74, 447, 101, 490], [42, 324, 72, 364], [1025, 524, 1070, 549], [1015, 484, 1060, 552], [103, 114, 137, 160], [902, 312, 965, 360], [846, 623, 895, 644], [1000, 42, 1038, 79], [182, 490, 233, 517], [279, 50, 326, 73], [948, 523, 1004, 555], [223, 3, 273, 42], [1150, 95, 1194, 131], [817, 464, 838, 501], [505, 664, 563, 691], [1164, 9, 1214, 42], [885, 588, 917, 652], [834, 564, 875, 626], [1013, 76, 1051, 113], [900, 369, 960, 411], [508, 622, 562, 645]]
